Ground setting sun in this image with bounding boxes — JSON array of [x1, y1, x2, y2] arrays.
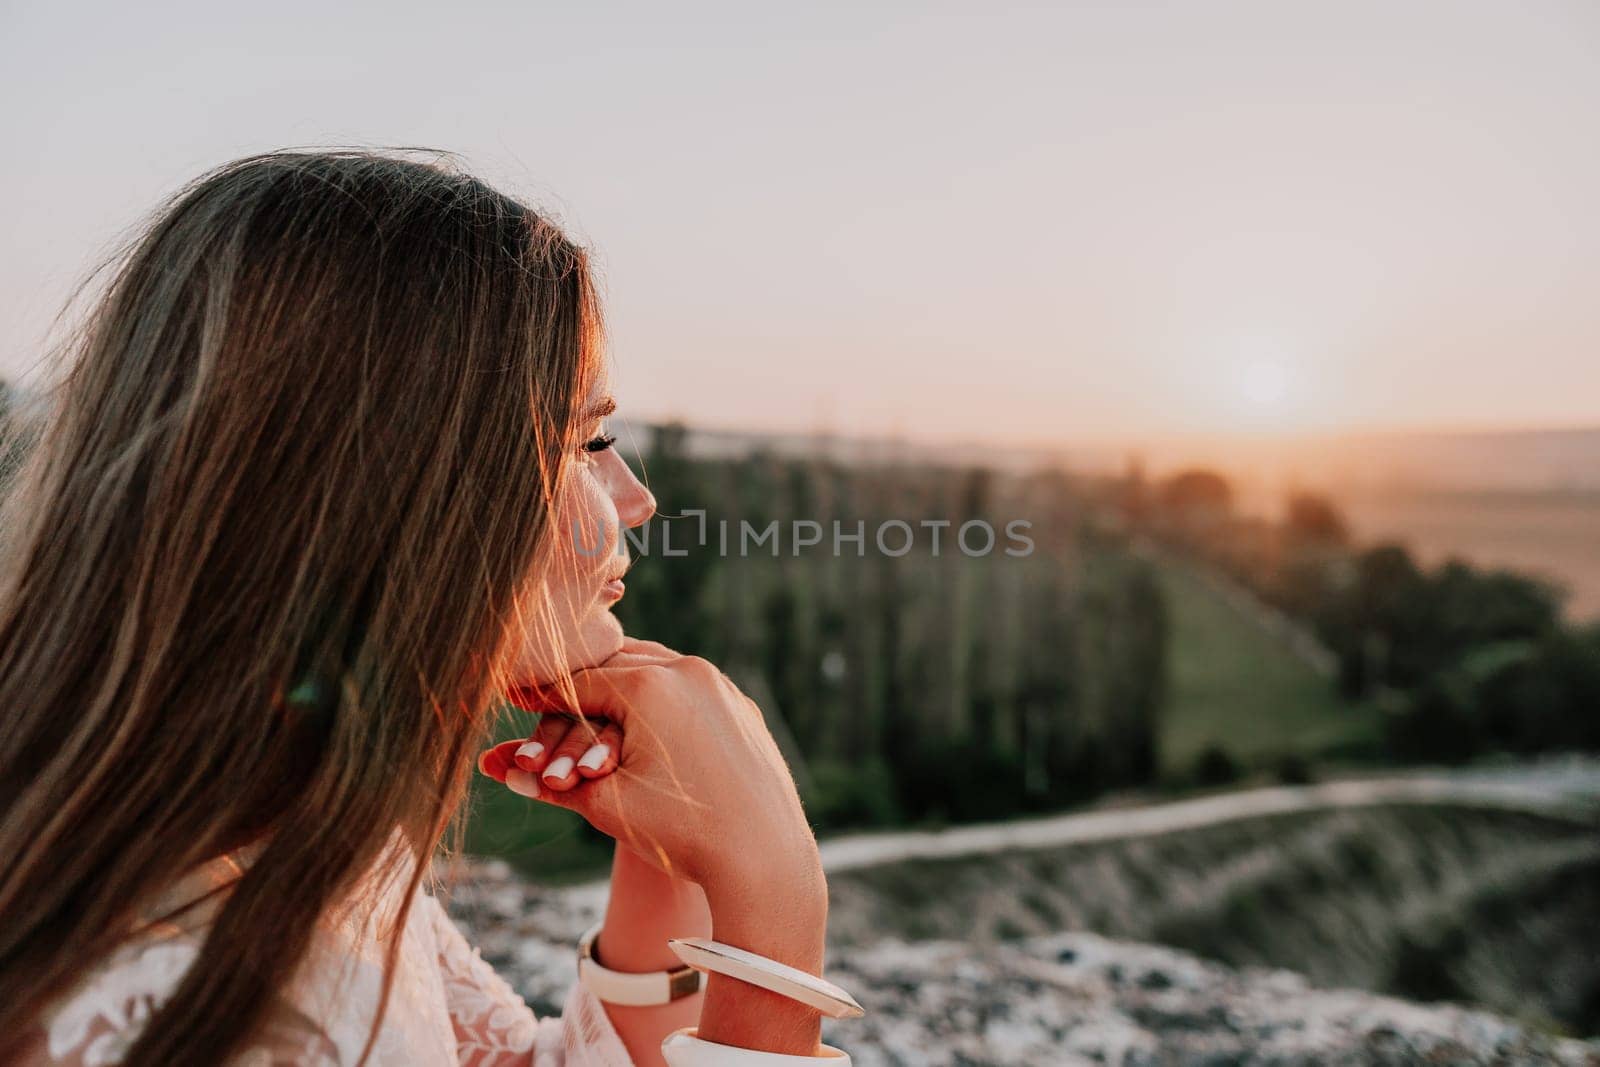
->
[[1238, 359, 1291, 412]]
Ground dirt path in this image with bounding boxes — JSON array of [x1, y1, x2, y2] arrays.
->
[[815, 760, 1600, 873]]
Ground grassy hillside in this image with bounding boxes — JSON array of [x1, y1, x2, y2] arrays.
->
[[1155, 557, 1384, 778]]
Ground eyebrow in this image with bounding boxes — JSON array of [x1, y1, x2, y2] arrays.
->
[[581, 396, 617, 421]]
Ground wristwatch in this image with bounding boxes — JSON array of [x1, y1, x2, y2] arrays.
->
[[577, 921, 706, 1006]]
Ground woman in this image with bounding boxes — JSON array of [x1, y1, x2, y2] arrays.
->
[[0, 151, 848, 1065]]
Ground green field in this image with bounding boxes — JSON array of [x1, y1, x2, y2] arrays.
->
[[1155, 558, 1383, 778]]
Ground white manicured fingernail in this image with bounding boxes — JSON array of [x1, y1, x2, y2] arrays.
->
[[514, 740, 545, 763], [542, 755, 574, 781], [577, 744, 610, 771], [505, 768, 541, 799]]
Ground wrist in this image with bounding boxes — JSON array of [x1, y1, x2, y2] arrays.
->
[[693, 870, 831, 1057], [701, 855, 828, 974], [598, 843, 712, 974], [689, 857, 837, 1057]]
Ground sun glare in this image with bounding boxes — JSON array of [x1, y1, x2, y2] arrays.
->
[[1239, 360, 1290, 411], [1213, 348, 1310, 433]]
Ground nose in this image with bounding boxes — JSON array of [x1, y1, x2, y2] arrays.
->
[[603, 450, 656, 529]]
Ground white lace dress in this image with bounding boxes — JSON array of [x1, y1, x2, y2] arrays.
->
[[27, 839, 636, 1067]]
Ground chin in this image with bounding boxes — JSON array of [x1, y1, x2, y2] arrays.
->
[[507, 612, 626, 690], [565, 611, 626, 671]]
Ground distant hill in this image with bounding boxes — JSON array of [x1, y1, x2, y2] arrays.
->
[[1236, 425, 1600, 494], [1082, 425, 1600, 496], [641, 419, 1600, 622], [646, 420, 1600, 494]]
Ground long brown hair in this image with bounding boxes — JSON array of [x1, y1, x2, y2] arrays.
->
[[0, 150, 601, 1063]]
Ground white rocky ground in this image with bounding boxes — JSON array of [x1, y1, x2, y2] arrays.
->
[[442, 856, 1600, 1067]]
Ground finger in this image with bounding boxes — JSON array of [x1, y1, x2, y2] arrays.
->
[[504, 665, 649, 711], [505, 683, 572, 714], [572, 722, 623, 779], [540, 714, 610, 791], [608, 638, 680, 663], [504, 766, 544, 801], [518, 663, 660, 721], [477, 739, 525, 783], [512, 716, 572, 774], [592, 649, 672, 670], [502, 640, 675, 710], [503, 760, 627, 833], [514, 767, 618, 829]]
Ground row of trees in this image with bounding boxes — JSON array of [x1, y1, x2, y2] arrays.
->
[[614, 425, 1169, 828], [1112, 461, 1600, 764], [1317, 547, 1600, 760]]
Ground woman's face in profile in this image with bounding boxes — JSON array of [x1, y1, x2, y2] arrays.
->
[[506, 374, 655, 684]]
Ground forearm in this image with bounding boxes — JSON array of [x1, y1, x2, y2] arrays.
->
[[694, 857, 829, 1056], [596, 843, 712, 1067], [593, 845, 833, 1062]]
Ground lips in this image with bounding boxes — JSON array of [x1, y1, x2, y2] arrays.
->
[[598, 557, 630, 603]]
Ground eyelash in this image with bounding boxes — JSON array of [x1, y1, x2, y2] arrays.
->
[[581, 432, 618, 455]]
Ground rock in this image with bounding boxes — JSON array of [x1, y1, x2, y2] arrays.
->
[[439, 856, 1600, 1067]]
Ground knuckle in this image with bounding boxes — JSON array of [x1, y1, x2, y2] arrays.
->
[[675, 655, 720, 684], [553, 731, 591, 754]]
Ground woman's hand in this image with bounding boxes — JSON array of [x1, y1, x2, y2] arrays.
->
[[477, 638, 829, 1055], [479, 638, 823, 899]]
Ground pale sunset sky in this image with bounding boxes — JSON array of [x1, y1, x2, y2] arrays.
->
[[2, 1, 1597, 448]]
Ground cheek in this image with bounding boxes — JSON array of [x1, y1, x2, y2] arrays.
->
[[504, 474, 625, 685], [565, 473, 620, 570], [546, 483, 596, 579]]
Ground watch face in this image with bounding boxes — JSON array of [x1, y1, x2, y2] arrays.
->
[[668, 967, 705, 999]]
